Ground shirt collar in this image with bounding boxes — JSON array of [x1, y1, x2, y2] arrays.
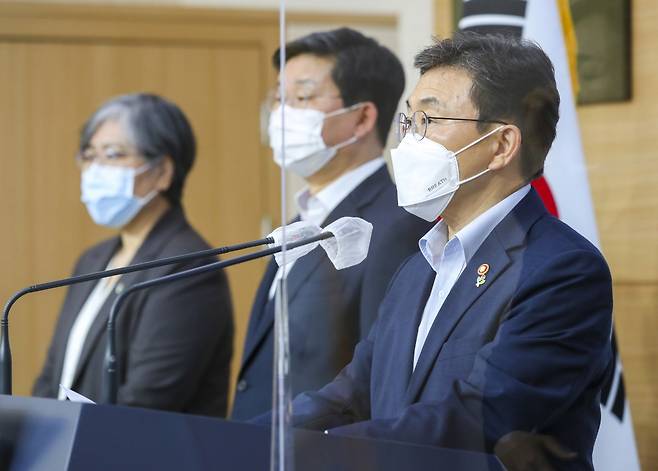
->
[[295, 157, 385, 226], [419, 184, 531, 271], [419, 220, 449, 272]]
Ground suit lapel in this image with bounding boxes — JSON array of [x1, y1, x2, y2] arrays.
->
[[71, 206, 187, 387], [393, 260, 436, 402], [404, 234, 512, 404], [239, 215, 348, 372], [403, 189, 547, 404], [52, 238, 119, 389], [284, 165, 391, 305], [339, 165, 391, 216], [240, 258, 279, 368], [240, 165, 393, 372]]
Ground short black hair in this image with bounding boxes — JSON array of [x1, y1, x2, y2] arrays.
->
[[80, 93, 196, 204], [273, 27, 405, 147], [414, 32, 560, 180]]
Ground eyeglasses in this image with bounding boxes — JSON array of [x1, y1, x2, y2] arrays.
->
[[397, 111, 508, 142], [75, 144, 148, 168]]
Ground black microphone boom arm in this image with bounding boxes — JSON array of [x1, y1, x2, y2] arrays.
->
[[0, 236, 274, 395], [102, 231, 333, 404]]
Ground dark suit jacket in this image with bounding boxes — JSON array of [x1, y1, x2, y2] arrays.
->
[[33, 206, 234, 417], [287, 189, 613, 470], [231, 166, 431, 420]]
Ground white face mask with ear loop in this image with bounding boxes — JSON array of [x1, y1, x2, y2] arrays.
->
[[268, 103, 364, 178], [390, 125, 505, 222]]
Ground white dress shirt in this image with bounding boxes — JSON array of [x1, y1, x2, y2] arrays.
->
[[268, 157, 385, 300], [412, 184, 531, 369], [58, 267, 119, 399]]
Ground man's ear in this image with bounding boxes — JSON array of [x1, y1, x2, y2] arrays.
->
[[353, 102, 378, 140], [155, 156, 175, 192], [488, 124, 522, 171]]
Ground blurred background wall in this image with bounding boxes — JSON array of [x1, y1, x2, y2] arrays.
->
[[1, 0, 655, 468]]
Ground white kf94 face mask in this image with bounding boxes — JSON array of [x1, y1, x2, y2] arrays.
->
[[390, 126, 504, 222], [268, 103, 362, 178]]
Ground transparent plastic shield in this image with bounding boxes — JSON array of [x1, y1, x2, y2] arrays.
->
[[271, 276, 293, 471], [270, 3, 293, 471]]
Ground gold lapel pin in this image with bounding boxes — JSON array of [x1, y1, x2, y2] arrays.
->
[[476, 263, 489, 288]]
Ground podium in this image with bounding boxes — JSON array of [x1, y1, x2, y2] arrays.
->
[[0, 395, 502, 470]]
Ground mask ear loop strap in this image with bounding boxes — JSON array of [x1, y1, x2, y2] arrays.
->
[[131, 156, 166, 200], [458, 167, 490, 186], [324, 102, 365, 119], [133, 155, 165, 176], [453, 125, 505, 185], [323, 103, 365, 152], [454, 125, 505, 156]]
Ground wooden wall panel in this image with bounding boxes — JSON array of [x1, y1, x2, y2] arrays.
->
[[0, 4, 280, 406], [579, 3, 658, 469], [580, 1, 658, 282], [614, 283, 658, 469]]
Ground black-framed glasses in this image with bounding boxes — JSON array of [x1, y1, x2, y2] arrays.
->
[[397, 111, 508, 142]]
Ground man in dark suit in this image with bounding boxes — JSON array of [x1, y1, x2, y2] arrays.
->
[[231, 29, 430, 420], [283, 33, 613, 471]]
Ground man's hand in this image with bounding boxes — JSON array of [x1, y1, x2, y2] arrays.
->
[[494, 431, 578, 471]]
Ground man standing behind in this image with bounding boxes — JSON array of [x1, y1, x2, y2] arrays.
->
[[231, 28, 430, 420]]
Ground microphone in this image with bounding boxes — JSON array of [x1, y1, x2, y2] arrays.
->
[[102, 217, 373, 404], [319, 217, 373, 269], [268, 217, 373, 270], [0, 220, 321, 395], [267, 220, 322, 267]]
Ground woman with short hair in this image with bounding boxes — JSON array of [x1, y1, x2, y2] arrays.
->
[[33, 93, 233, 417]]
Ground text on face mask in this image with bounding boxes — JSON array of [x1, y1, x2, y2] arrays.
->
[[427, 177, 448, 194]]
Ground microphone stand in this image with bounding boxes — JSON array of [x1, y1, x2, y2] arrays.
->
[[102, 231, 333, 404], [0, 236, 273, 395]]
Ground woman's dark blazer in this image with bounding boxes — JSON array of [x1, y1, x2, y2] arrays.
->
[[33, 205, 234, 417]]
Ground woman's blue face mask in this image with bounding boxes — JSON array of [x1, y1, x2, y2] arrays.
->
[[80, 161, 159, 229]]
